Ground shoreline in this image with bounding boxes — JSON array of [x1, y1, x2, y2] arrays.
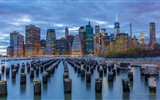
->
[[113, 60, 160, 67]]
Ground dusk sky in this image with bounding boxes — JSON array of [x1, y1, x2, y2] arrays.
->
[[0, 0, 160, 54]]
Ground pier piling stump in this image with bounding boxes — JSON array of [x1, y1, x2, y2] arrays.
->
[[1, 66, 5, 73], [21, 67, 25, 73], [30, 69, 34, 78], [63, 72, 69, 80], [0, 80, 7, 96], [99, 69, 103, 78], [95, 78, 102, 92], [148, 74, 156, 92], [33, 79, 41, 95], [116, 67, 121, 74], [27, 66, 30, 73], [145, 73, 149, 81], [20, 73, 26, 84], [42, 72, 48, 83], [86, 72, 91, 83], [12, 69, 16, 78], [78, 67, 81, 74], [81, 69, 85, 77], [108, 72, 113, 82], [128, 72, 133, 81], [112, 69, 116, 76], [122, 78, 130, 92], [11, 64, 14, 70], [90, 67, 94, 74], [36, 67, 39, 75], [64, 78, 72, 93], [6, 67, 10, 75]]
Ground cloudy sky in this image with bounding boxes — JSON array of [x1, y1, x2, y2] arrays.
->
[[0, 0, 160, 55]]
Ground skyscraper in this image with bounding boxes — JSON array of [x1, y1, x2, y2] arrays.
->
[[85, 21, 94, 54], [55, 37, 69, 55], [94, 25, 101, 55], [65, 27, 69, 39], [10, 31, 24, 57], [46, 29, 56, 55], [7, 46, 13, 57], [72, 34, 82, 55], [78, 26, 85, 55], [67, 34, 74, 55], [150, 22, 156, 46], [25, 24, 40, 56], [114, 14, 120, 39]]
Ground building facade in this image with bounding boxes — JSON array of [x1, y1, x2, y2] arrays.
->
[[46, 29, 56, 55], [67, 35, 74, 55], [85, 22, 94, 54], [7, 46, 13, 57], [94, 25, 101, 55], [25, 24, 40, 56], [114, 14, 120, 39], [72, 34, 82, 55], [78, 26, 86, 55], [55, 38, 69, 55], [65, 27, 69, 39], [9, 31, 24, 57], [150, 22, 156, 47]]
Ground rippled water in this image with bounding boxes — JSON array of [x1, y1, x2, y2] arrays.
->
[[0, 58, 160, 100]]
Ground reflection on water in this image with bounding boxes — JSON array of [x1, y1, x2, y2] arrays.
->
[[20, 84, 26, 94], [123, 92, 130, 100], [0, 59, 160, 99], [43, 84, 48, 92], [95, 93, 102, 100], [86, 83, 91, 90], [34, 94, 41, 100], [64, 93, 72, 100], [108, 82, 113, 91]]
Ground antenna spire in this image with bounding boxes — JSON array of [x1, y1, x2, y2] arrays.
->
[[116, 14, 118, 22]]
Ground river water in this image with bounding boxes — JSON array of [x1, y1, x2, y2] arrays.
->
[[0, 57, 160, 100]]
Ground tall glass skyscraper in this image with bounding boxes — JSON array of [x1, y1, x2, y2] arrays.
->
[[46, 29, 56, 55], [114, 14, 120, 39], [72, 34, 82, 55], [78, 26, 85, 55], [25, 24, 40, 56], [10, 31, 24, 57], [85, 22, 94, 54]]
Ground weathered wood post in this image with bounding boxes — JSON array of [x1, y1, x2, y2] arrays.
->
[[33, 79, 41, 95]]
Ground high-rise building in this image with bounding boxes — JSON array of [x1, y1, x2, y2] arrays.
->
[[115, 33, 128, 52], [85, 21, 94, 54], [94, 25, 101, 55], [67, 34, 74, 55], [40, 39, 46, 47], [25, 24, 40, 56], [7, 46, 13, 57], [114, 14, 120, 39], [46, 29, 56, 55], [65, 27, 69, 39], [10, 31, 19, 47], [72, 34, 82, 55], [10, 31, 24, 57], [55, 37, 69, 55], [78, 26, 85, 55], [141, 33, 145, 44], [150, 22, 156, 46]]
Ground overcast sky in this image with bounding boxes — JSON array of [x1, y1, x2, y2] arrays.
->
[[0, 0, 160, 54]]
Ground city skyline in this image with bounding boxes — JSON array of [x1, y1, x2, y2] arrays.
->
[[0, 0, 160, 54]]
